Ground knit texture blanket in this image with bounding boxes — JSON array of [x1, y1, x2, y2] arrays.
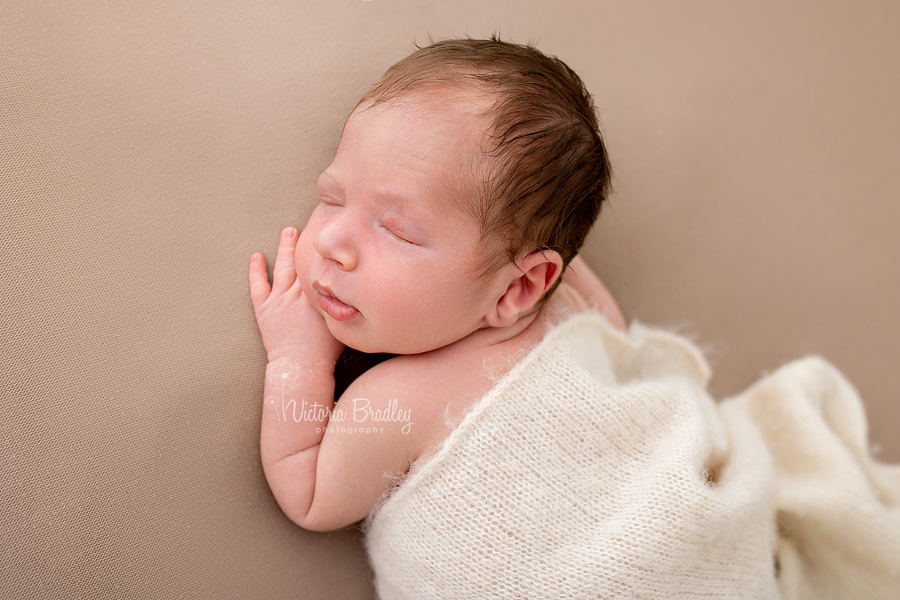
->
[[364, 312, 900, 599]]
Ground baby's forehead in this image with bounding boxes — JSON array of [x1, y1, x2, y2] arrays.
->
[[352, 90, 489, 157], [351, 84, 492, 132], [334, 93, 490, 219]]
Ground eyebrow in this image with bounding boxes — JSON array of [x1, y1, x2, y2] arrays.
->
[[317, 170, 343, 193]]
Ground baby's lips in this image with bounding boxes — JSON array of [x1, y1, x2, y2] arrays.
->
[[313, 284, 359, 321]]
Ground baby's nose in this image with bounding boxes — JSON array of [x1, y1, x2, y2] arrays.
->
[[313, 219, 358, 271]]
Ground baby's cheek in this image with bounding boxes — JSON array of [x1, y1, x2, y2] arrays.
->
[[295, 232, 314, 270]]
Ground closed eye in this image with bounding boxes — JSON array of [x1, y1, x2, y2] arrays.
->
[[319, 196, 342, 207], [382, 224, 418, 246]]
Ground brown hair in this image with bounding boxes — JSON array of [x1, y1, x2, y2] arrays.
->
[[359, 37, 611, 297]]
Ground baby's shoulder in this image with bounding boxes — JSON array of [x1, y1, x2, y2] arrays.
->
[[339, 341, 519, 462]]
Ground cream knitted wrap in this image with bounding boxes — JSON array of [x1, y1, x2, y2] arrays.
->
[[364, 312, 900, 599]]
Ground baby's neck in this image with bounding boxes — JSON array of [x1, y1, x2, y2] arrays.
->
[[445, 306, 550, 358]]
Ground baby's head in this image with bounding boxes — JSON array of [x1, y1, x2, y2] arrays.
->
[[298, 38, 610, 354], [358, 37, 611, 295]]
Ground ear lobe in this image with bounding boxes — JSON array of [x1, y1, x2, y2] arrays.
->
[[485, 250, 563, 328]]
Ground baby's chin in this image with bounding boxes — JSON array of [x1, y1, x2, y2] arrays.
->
[[328, 322, 449, 356], [326, 322, 390, 355]]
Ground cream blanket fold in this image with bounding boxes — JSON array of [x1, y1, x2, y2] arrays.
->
[[364, 312, 900, 599]]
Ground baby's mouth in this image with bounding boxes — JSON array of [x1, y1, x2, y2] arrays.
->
[[313, 283, 359, 322]]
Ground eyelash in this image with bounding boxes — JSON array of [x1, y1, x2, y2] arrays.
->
[[382, 224, 416, 245]]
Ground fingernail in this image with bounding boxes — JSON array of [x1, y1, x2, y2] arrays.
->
[[284, 227, 295, 237]]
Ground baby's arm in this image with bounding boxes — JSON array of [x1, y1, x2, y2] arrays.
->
[[249, 227, 347, 530], [249, 228, 417, 531], [562, 255, 627, 330]]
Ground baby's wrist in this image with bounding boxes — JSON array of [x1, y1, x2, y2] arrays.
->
[[266, 344, 342, 368]]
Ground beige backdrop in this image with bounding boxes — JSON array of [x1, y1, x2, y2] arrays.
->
[[2, 1, 898, 598]]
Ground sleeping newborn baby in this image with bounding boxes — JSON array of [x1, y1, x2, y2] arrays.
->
[[250, 38, 900, 599], [249, 37, 622, 528]]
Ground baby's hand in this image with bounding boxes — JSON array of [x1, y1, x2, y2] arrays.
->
[[562, 255, 627, 331], [249, 227, 344, 364]]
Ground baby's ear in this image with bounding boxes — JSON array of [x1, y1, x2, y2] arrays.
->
[[485, 250, 563, 328]]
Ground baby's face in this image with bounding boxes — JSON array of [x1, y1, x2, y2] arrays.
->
[[296, 96, 500, 354]]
